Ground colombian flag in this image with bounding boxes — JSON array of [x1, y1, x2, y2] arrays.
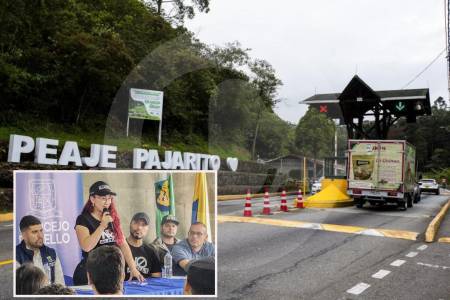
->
[[154, 173, 175, 237], [191, 172, 211, 242]]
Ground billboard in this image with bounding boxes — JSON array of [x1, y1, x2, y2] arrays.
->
[[129, 88, 164, 121]]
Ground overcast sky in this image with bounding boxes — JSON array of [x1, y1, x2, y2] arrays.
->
[[185, 0, 448, 124]]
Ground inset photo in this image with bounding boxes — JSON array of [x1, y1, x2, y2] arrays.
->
[[14, 170, 216, 297]]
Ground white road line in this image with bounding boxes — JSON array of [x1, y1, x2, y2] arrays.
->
[[417, 245, 428, 251], [417, 262, 450, 270], [406, 252, 418, 258], [371, 269, 391, 279], [346, 282, 371, 295], [390, 259, 406, 267]]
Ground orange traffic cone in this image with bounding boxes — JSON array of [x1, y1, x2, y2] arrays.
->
[[296, 189, 304, 208], [243, 189, 253, 217], [280, 189, 288, 212], [262, 187, 272, 215]]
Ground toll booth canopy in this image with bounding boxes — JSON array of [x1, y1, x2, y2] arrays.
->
[[301, 75, 432, 139]]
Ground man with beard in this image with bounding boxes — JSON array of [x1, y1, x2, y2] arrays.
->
[[125, 212, 161, 279], [16, 215, 65, 285], [151, 214, 180, 268]]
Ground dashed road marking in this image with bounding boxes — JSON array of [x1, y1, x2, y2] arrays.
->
[[417, 245, 428, 251], [390, 259, 406, 267], [347, 282, 370, 295], [417, 262, 450, 270], [406, 251, 418, 258], [371, 269, 391, 279]]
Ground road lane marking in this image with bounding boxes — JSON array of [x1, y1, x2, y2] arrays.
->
[[371, 269, 391, 279], [390, 259, 406, 267], [217, 215, 419, 241], [346, 283, 370, 295], [0, 259, 13, 267], [417, 245, 428, 251], [406, 252, 418, 258], [417, 262, 450, 270]]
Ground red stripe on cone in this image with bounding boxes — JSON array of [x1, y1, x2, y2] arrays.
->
[[243, 189, 252, 217], [280, 189, 288, 212], [262, 187, 271, 215], [297, 189, 304, 208]]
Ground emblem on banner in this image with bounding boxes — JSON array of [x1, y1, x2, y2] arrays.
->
[[29, 180, 58, 217]]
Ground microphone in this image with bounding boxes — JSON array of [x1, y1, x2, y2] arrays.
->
[[102, 208, 115, 232]]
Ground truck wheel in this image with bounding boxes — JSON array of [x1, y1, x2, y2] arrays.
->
[[407, 195, 413, 208], [398, 201, 407, 211], [436, 189, 440, 195], [356, 200, 364, 208]]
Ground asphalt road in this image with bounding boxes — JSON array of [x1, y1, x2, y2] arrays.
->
[[0, 221, 13, 299], [1, 193, 448, 299], [217, 193, 450, 299]]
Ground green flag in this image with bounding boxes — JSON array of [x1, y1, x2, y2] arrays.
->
[[154, 173, 175, 237]]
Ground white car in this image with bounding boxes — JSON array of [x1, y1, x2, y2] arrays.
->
[[311, 181, 322, 194], [419, 179, 440, 195]]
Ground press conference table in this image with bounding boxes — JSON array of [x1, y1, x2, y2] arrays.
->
[[74, 277, 186, 295]]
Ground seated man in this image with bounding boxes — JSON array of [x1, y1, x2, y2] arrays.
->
[[185, 257, 215, 295], [16, 215, 65, 285], [151, 214, 180, 268], [172, 222, 215, 276], [86, 245, 125, 295], [125, 212, 161, 279]]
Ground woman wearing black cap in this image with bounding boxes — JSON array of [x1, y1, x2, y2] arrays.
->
[[72, 181, 145, 285]]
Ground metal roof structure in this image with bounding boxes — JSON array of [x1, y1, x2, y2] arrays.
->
[[300, 75, 432, 139]]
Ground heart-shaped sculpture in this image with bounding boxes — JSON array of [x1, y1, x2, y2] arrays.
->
[[226, 157, 238, 172]]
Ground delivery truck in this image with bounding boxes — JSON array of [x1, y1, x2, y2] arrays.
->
[[347, 140, 416, 210]]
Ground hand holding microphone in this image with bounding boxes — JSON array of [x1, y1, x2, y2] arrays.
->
[[101, 208, 114, 231]]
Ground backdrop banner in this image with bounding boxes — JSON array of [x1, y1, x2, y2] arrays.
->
[[15, 172, 84, 285]]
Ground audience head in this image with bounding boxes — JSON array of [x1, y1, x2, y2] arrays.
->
[[185, 257, 215, 295], [86, 245, 125, 295], [34, 283, 75, 295], [16, 263, 48, 295]]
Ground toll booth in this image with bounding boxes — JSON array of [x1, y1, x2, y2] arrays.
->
[[301, 75, 432, 139]]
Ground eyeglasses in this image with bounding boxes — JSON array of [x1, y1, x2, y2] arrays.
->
[[94, 195, 113, 202]]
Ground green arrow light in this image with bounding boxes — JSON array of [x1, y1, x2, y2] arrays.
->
[[395, 101, 405, 111]]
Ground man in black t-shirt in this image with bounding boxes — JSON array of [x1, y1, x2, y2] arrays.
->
[[125, 212, 161, 280]]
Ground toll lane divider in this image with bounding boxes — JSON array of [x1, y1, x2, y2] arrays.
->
[[0, 213, 13, 223], [425, 198, 450, 243], [217, 215, 418, 241]]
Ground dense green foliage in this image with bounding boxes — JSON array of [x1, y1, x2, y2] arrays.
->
[[0, 0, 298, 160], [390, 99, 450, 173]]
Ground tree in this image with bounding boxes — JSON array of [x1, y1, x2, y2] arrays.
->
[[147, 0, 210, 24], [248, 59, 283, 160], [295, 107, 335, 179]]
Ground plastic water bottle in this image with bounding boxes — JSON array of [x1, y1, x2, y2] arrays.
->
[[163, 252, 172, 278], [43, 263, 51, 283]]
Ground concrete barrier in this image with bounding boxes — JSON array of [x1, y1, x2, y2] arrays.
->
[[425, 198, 450, 243]]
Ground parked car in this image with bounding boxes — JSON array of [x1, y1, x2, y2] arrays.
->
[[419, 179, 440, 195], [413, 182, 421, 203], [311, 181, 322, 194]]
